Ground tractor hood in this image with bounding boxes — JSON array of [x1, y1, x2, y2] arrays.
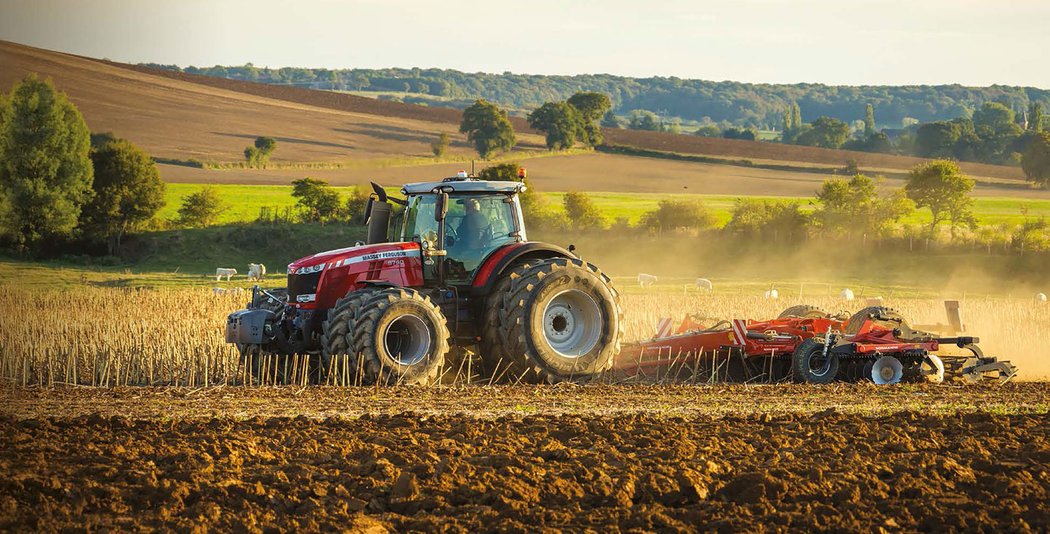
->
[[287, 242, 420, 274]]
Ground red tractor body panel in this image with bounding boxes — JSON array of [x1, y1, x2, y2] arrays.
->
[[471, 242, 526, 288], [287, 242, 424, 310]]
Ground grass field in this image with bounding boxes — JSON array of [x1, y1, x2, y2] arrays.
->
[[159, 182, 1050, 227]]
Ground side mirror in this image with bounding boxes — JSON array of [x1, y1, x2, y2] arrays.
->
[[370, 181, 387, 203], [435, 192, 449, 221], [363, 197, 374, 225]]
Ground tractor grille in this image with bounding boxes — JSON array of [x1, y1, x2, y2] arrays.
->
[[287, 271, 322, 303]]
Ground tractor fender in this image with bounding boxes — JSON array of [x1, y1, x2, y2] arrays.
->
[[470, 242, 575, 297]]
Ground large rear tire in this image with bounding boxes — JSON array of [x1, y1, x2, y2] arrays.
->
[[843, 306, 907, 335], [778, 304, 828, 319], [792, 338, 839, 384], [498, 258, 623, 382], [480, 260, 540, 383], [351, 288, 449, 385]]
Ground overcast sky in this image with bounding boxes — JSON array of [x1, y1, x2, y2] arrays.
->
[[2, 0, 1048, 88]]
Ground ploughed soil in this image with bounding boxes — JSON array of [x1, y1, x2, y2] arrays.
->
[[2, 385, 1049, 532]]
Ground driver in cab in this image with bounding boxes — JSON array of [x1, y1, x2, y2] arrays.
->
[[455, 198, 489, 251]]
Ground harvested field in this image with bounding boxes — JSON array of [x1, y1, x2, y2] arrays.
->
[[157, 153, 1050, 200], [0, 40, 545, 165], [603, 129, 1026, 182], [2, 386, 1050, 532]]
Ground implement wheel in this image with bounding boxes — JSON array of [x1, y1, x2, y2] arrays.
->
[[792, 338, 839, 384]]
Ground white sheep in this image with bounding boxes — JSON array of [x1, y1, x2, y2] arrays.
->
[[248, 263, 267, 281], [637, 273, 658, 287], [215, 268, 237, 282], [695, 278, 713, 292], [840, 288, 855, 301], [1037, 292, 1047, 303]]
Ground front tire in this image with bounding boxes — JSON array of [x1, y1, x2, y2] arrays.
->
[[351, 288, 449, 385], [499, 258, 623, 382], [319, 289, 380, 385]]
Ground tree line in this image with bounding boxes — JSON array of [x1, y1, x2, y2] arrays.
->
[[459, 94, 1050, 188], [149, 61, 1050, 174], [511, 158, 1050, 255], [146, 63, 1050, 131]]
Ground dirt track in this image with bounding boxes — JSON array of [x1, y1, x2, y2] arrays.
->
[[2, 385, 1049, 531]]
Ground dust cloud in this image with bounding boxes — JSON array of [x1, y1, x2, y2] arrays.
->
[[539, 232, 1050, 380]]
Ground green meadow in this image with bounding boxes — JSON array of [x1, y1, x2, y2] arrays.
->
[[160, 183, 1050, 228]]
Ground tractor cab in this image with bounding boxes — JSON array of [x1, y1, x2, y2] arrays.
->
[[367, 173, 527, 286]]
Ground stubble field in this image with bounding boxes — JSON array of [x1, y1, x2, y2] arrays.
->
[[2, 284, 1049, 531]]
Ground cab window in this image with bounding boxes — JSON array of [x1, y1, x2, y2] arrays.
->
[[401, 195, 439, 245], [444, 194, 517, 281]]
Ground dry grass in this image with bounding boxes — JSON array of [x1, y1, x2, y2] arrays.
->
[[2, 285, 1047, 387]]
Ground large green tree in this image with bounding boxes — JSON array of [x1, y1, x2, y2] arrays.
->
[[0, 75, 93, 252], [972, 102, 1017, 139], [562, 191, 605, 230], [640, 200, 714, 233], [177, 186, 225, 228], [971, 102, 1023, 162], [291, 177, 342, 222], [82, 138, 166, 254], [1029, 102, 1045, 132], [567, 92, 611, 146], [245, 136, 277, 167], [905, 160, 976, 237], [815, 174, 913, 237], [864, 104, 876, 137], [459, 99, 515, 158], [527, 101, 584, 150], [794, 116, 849, 148], [914, 121, 962, 158], [1022, 131, 1050, 187], [627, 110, 661, 131]]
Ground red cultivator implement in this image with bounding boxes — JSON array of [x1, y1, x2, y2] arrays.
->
[[615, 303, 1017, 385]]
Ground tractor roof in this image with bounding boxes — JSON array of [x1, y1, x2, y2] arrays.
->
[[401, 178, 525, 195]]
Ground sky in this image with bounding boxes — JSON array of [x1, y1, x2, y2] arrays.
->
[[2, 0, 1049, 88]]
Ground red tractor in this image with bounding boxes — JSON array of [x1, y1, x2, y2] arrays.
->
[[226, 173, 624, 385]]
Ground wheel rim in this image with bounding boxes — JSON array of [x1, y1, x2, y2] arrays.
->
[[808, 348, 832, 377], [382, 314, 431, 366], [542, 289, 602, 358]]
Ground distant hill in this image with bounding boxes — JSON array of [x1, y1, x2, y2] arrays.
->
[[141, 63, 1050, 129], [0, 40, 1029, 189]]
